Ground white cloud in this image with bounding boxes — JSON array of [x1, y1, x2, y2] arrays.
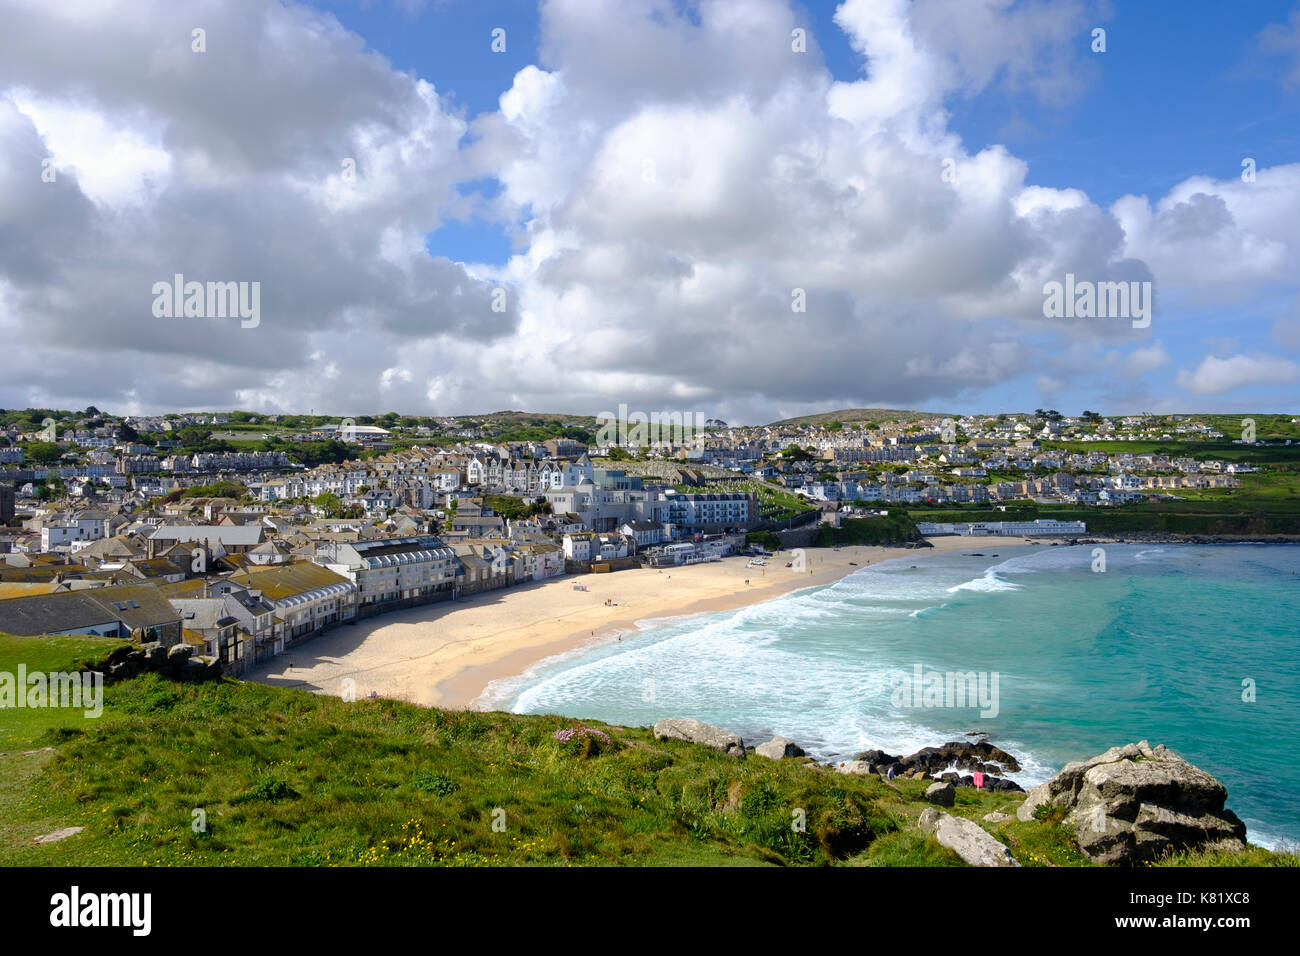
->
[[1120, 341, 1171, 378], [0, 0, 1295, 418], [1176, 354, 1300, 395]]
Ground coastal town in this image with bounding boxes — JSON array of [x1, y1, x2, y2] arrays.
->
[[0, 405, 1286, 680]]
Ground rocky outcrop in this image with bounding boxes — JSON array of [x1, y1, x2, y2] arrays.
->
[[755, 736, 805, 760], [1015, 740, 1247, 865], [653, 719, 746, 758], [858, 740, 1023, 777], [851, 742, 1023, 791], [918, 808, 1020, 867], [93, 640, 222, 684]]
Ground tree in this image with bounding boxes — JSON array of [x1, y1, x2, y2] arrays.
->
[[23, 441, 63, 464], [36, 474, 66, 501], [287, 440, 352, 468], [312, 492, 343, 518], [182, 480, 248, 500]]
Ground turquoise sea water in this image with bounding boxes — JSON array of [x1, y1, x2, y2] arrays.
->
[[494, 543, 1300, 848]]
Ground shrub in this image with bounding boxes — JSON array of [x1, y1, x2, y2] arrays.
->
[[242, 776, 299, 802], [412, 771, 459, 796]]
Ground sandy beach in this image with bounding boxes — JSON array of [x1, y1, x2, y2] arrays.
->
[[247, 536, 1055, 710]]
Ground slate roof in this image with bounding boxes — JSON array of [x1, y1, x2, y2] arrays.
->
[[0, 583, 179, 636]]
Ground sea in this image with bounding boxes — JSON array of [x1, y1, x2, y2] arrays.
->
[[488, 542, 1300, 849]]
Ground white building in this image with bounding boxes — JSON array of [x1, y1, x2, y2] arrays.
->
[[314, 534, 458, 611]]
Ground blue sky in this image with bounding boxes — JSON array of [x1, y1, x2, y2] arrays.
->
[[329, 0, 1300, 269]]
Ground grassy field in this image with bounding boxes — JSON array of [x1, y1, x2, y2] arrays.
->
[[908, 490, 1300, 535], [0, 635, 128, 751], [0, 634, 1292, 868]]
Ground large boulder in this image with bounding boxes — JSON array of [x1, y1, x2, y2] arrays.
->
[[653, 718, 745, 758], [1015, 741, 1247, 865], [179, 658, 207, 683], [918, 808, 1020, 867], [925, 781, 956, 807], [755, 736, 805, 760], [167, 644, 194, 671], [139, 642, 168, 670], [836, 760, 874, 775]]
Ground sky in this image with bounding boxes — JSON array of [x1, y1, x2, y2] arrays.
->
[[1, 0, 1298, 425]]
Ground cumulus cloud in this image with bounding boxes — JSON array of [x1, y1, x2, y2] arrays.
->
[[1175, 354, 1300, 395], [0, 0, 517, 413], [0, 0, 1296, 419], [1119, 341, 1171, 378]]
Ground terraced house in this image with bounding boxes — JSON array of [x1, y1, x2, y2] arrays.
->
[[313, 534, 458, 617], [0, 582, 182, 645], [219, 562, 359, 659]]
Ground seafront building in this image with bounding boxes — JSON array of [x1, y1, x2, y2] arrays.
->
[[313, 535, 458, 615], [915, 519, 1087, 537]]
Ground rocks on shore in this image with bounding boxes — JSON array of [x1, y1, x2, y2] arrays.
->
[[836, 760, 874, 775], [755, 736, 805, 760], [853, 742, 1024, 792], [918, 808, 1020, 867], [1015, 740, 1248, 865], [653, 718, 746, 758], [859, 740, 1022, 776]]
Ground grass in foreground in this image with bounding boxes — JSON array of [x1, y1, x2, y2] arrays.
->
[[0, 634, 1293, 867]]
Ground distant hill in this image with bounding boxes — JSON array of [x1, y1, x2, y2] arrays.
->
[[768, 408, 950, 427], [463, 411, 599, 426]]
